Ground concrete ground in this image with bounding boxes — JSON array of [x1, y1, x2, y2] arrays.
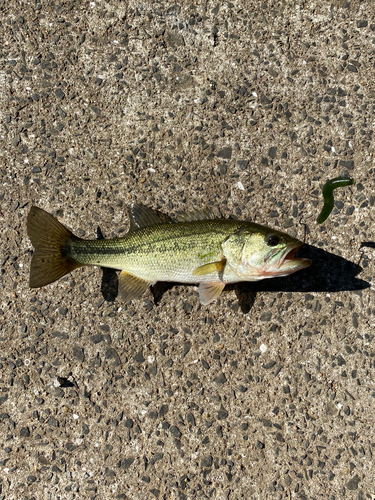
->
[[1, 0, 375, 498]]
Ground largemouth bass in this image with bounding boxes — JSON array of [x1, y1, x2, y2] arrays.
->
[[27, 204, 311, 305]]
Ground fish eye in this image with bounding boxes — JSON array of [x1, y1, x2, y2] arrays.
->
[[266, 234, 280, 247]]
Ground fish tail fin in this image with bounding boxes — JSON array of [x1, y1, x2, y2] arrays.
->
[[27, 206, 82, 288]]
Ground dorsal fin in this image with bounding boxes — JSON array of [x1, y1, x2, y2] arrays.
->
[[128, 204, 173, 232], [174, 208, 215, 222]]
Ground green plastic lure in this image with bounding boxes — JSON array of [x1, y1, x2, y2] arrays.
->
[[317, 176, 354, 224]]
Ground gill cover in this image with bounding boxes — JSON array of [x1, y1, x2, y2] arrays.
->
[[221, 227, 309, 280], [222, 229, 268, 278]]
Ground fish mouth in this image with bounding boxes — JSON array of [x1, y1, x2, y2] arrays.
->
[[281, 241, 303, 264], [279, 241, 311, 270]]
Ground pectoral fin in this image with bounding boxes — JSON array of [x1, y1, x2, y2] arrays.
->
[[193, 260, 226, 276], [198, 282, 225, 305], [118, 271, 152, 301]]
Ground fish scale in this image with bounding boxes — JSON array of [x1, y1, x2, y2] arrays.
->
[[68, 220, 245, 283]]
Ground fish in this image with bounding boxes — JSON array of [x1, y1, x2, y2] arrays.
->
[[27, 204, 311, 305]]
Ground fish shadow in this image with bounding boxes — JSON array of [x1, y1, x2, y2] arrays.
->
[[97, 226, 119, 303], [100, 268, 119, 302], [361, 241, 375, 249], [233, 244, 369, 313], [151, 282, 176, 305]]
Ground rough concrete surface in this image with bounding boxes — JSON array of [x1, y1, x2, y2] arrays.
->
[[1, 0, 375, 499]]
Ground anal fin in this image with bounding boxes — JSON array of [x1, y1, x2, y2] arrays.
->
[[193, 259, 226, 276], [198, 282, 225, 305], [118, 271, 152, 301]]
